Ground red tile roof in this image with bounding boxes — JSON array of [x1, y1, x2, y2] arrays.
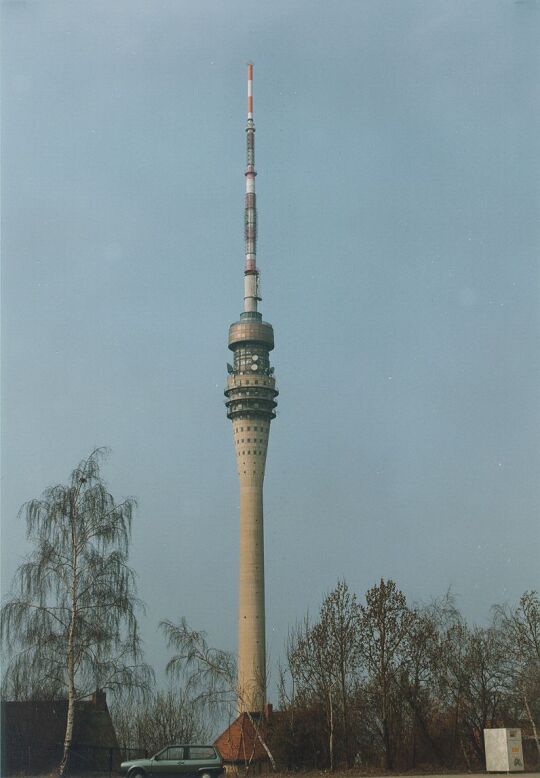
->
[[214, 712, 270, 764]]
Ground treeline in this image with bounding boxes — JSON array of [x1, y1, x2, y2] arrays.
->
[[270, 579, 540, 772], [90, 581, 540, 772], [1, 451, 538, 773]]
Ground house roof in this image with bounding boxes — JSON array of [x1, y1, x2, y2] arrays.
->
[[2, 695, 118, 750], [214, 712, 270, 764], [1, 693, 119, 774]]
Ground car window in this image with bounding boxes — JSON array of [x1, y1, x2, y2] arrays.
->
[[157, 747, 184, 761], [189, 747, 215, 760]]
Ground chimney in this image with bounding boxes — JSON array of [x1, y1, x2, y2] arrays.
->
[[91, 689, 107, 710]]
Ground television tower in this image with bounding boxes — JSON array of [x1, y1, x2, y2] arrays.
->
[[225, 64, 278, 712]]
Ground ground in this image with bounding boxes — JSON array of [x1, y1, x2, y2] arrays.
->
[[28, 770, 540, 778]]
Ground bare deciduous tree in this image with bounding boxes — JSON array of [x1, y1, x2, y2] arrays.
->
[[112, 685, 209, 757], [318, 581, 361, 767], [359, 578, 416, 769], [284, 582, 362, 770], [434, 620, 508, 766], [495, 591, 540, 758], [400, 609, 443, 767], [1, 449, 152, 776]]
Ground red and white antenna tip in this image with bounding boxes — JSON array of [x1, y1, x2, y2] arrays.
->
[[247, 63, 253, 118]]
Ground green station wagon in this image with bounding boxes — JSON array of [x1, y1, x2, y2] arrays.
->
[[120, 745, 224, 778]]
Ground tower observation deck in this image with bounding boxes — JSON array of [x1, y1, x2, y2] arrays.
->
[[224, 64, 278, 713]]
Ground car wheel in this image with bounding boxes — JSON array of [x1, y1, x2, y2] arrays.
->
[[130, 771, 145, 778], [200, 772, 212, 778]]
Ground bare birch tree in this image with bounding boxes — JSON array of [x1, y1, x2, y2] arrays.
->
[[161, 617, 237, 720], [1, 449, 152, 776], [160, 617, 277, 771]]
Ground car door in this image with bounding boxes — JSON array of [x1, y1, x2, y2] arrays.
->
[[150, 747, 185, 778]]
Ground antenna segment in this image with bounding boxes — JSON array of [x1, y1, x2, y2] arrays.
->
[[244, 63, 259, 312]]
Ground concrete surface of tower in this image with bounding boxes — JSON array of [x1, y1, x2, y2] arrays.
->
[[224, 64, 278, 713]]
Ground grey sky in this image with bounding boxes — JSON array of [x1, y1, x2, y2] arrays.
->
[[2, 0, 539, 696]]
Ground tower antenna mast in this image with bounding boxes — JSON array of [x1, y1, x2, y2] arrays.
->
[[243, 62, 260, 312]]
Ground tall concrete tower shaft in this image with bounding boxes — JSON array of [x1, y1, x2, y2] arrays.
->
[[224, 64, 278, 712]]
